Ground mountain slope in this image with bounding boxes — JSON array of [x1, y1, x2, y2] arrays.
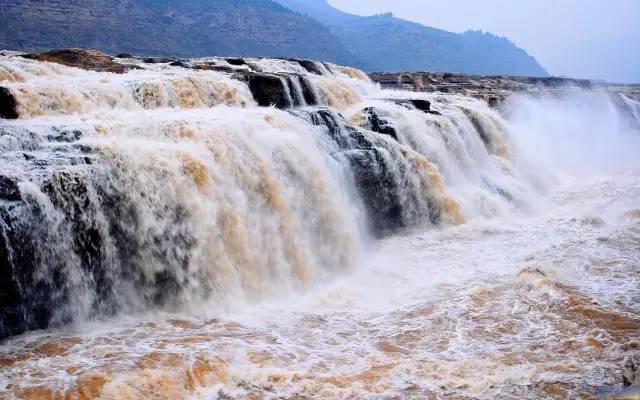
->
[[0, 0, 549, 76], [276, 0, 548, 76], [275, 0, 360, 25], [0, 0, 356, 64]]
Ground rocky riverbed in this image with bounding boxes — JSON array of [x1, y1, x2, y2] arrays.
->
[[369, 70, 640, 107]]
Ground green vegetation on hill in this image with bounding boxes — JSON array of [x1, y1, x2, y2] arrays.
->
[[0, 0, 356, 65]]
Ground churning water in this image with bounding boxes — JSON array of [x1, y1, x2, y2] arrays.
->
[[0, 54, 639, 399]]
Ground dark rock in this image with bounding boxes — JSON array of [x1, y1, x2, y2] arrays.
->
[[225, 58, 246, 66], [300, 108, 371, 149], [169, 60, 192, 68], [299, 76, 319, 105], [0, 87, 18, 119], [0, 176, 20, 201], [386, 99, 441, 115], [295, 59, 324, 75], [0, 141, 200, 339], [247, 73, 292, 108], [0, 218, 25, 339], [47, 128, 82, 143], [0, 202, 53, 339], [143, 57, 177, 64], [282, 75, 313, 107], [463, 109, 492, 150], [407, 99, 431, 112], [116, 53, 134, 58], [0, 87, 18, 120], [21, 48, 137, 74], [322, 63, 335, 74], [362, 107, 398, 140], [297, 107, 440, 235], [194, 63, 236, 73], [487, 96, 500, 108], [341, 148, 403, 237]]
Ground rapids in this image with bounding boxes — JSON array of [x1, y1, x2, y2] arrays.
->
[[0, 53, 639, 399]]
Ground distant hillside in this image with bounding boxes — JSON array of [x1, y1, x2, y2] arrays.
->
[[0, 0, 356, 64], [276, 0, 548, 76], [0, 0, 548, 76]]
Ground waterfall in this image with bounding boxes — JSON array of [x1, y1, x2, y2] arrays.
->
[[620, 93, 640, 126], [1, 52, 635, 339]]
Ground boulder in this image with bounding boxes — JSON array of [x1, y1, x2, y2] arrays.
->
[[0, 87, 18, 119], [247, 73, 292, 108], [21, 48, 137, 74], [225, 58, 246, 66], [388, 99, 441, 115], [169, 60, 193, 68], [407, 99, 431, 112]]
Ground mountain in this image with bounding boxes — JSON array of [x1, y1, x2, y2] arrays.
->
[[276, 0, 548, 76], [275, 0, 360, 25], [0, 0, 548, 76], [0, 0, 356, 64]]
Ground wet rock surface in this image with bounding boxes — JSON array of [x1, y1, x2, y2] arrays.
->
[[21, 48, 137, 74], [0, 87, 18, 120], [0, 176, 20, 201], [297, 107, 441, 237], [247, 73, 293, 108], [361, 107, 398, 140], [369, 71, 640, 108]]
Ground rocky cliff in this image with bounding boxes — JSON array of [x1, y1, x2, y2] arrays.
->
[[0, 0, 357, 64], [2, 0, 549, 77], [369, 70, 640, 126]]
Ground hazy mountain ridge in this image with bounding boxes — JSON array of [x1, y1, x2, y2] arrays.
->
[[276, 0, 549, 76]]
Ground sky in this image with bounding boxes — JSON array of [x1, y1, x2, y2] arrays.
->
[[328, 0, 640, 83]]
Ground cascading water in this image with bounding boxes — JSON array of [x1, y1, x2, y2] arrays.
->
[[0, 54, 520, 336], [1, 53, 639, 399], [620, 93, 640, 127]]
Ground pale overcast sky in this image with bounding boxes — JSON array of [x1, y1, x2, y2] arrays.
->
[[329, 0, 640, 83]]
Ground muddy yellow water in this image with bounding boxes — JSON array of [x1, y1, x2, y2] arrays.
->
[[1, 173, 639, 399]]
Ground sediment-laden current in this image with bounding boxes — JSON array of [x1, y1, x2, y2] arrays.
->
[[0, 52, 639, 399]]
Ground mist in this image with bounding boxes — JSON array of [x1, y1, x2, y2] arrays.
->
[[505, 92, 640, 177]]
